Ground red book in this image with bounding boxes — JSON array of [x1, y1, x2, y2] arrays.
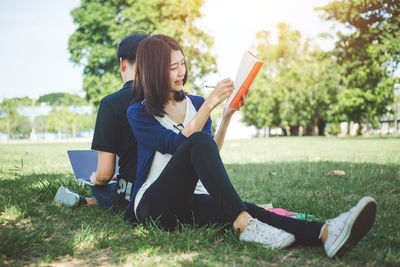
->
[[224, 50, 264, 108]]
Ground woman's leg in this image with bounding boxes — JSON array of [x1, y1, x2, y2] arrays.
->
[[244, 202, 323, 246], [136, 132, 295, 249], [136, 132, 247, 229], [190, 194, 377, 258], [190, 194, 322, 246]]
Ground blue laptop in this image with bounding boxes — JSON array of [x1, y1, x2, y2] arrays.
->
[[67, 150, 118, 186]]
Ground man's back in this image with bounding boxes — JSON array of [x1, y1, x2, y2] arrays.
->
[[91, 80, 137, 209]]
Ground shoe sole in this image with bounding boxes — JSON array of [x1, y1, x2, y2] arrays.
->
[[54, 187, 78, 207], [327, 196, 377, 258], [267, 234, 295, 250]]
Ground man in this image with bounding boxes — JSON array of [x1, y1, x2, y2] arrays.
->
[[54, 33, 149, 212]]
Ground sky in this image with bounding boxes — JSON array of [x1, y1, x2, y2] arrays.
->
[[0, 0, 335, 100]]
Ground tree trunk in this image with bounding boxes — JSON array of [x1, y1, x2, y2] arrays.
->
[[347, 121, 351, 136], [312, 118, 319, 136], [6, 118, 11, 140], [262, 126, 269, 137], [318, 120, 326, 136], [356, 122, 362, 136], [72, 124, 76, 138], [58, 128, 62, 139], [387, 121, 390, 135], [285, 125, 291, 136], [298, 125, 304, 136]]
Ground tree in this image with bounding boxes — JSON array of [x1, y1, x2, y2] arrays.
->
[[299, 49, 342, 135], [0, 97, 32, 139], [45, 107, 95, 138], [241, 74, 278, 136], [68, 0, 217, 105], [242, 23, 341, 136], [317, 0, 400, 133], [46, 107, 74, 138], [242, 25, 303, 135]]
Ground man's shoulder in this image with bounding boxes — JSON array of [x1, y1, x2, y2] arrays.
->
[[101, 87, 132, 106]]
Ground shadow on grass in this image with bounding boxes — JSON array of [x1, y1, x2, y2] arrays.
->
[[0, 161, 399, 266]]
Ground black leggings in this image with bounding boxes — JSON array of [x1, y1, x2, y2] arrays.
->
[[136, 132, 323, 246]]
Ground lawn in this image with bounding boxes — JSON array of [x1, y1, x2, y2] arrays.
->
[[0, 137, 399, 266]]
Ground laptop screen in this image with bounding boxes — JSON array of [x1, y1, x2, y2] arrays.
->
[[67, 150, 119, 182]]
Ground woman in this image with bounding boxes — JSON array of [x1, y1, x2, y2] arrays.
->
[[126, 34, 377, 257]]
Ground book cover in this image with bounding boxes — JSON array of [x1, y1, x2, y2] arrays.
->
[[224, 50, 264, 108], [267, 208, 297, 217]]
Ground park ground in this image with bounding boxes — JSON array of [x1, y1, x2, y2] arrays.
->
[[0, 137, 399, 266]]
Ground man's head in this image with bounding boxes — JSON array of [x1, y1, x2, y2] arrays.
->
[[117, 33, 149, 82]]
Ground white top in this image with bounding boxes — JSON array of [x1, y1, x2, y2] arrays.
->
[[134, 96, 209, 215]]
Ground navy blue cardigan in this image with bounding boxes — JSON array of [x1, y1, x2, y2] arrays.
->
[[125, 94, 213, 220]]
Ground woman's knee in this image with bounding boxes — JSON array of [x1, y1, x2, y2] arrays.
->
[[188, 131, 214, 146]]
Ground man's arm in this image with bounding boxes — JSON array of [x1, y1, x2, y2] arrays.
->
[[90, 151, 116, 185], [91, 99, 119, 185]]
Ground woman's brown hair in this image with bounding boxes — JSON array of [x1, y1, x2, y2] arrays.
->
[[132, 34, 188, 117]]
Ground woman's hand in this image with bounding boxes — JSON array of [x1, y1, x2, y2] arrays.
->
[[214, 94, 246, 151], [205, 78, 235, 110], [222, 94, 246, 120]]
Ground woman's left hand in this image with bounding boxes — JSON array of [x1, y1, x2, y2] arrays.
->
[[222, 95, 246, 119]]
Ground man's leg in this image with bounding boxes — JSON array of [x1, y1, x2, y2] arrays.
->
[[90, 183, 116, 210], [54, 186, 95, 207], [54, 184, 116, 209]]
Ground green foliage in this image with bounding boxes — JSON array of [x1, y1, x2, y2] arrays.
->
[[38, 93, 87, 106], [317, 0, 400, 127], [241, 75, 277, 130], [242, 1, 399, 136], [242, 24, 341, 135], [326, 122, 342, 136], [46, 107, 95, 137], [0, 97, 32, 139], [68, 0, 217, 106], [0, 94, 94, 139]]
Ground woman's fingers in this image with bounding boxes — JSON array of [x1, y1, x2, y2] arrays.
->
[[219, 77, 232, 84], [218, 78, 234, 88], [222, 88, 234, 99], [209, 78, 236, 107], [239, 95, 246, 107]]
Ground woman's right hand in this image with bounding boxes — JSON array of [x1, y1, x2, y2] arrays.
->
[[205, 78, 235, 110]]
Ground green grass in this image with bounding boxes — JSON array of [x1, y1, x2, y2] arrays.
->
[[0, 137, 399, 266]]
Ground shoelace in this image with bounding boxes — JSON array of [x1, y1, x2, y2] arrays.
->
[[327, 210, 350, 240]]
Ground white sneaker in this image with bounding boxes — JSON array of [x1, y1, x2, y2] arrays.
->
[[239, 218, 295, 249], [323, 196, 377, 258], [54, 186, 79, 207]]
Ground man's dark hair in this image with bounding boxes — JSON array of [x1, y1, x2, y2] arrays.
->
[[132, 34, 188, 117], [117, 33, 149, 64]]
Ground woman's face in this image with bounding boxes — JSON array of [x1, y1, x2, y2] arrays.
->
[[169, 49, 186, 93]]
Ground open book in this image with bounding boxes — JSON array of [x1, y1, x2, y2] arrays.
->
[[224, 50, 264, 108]]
